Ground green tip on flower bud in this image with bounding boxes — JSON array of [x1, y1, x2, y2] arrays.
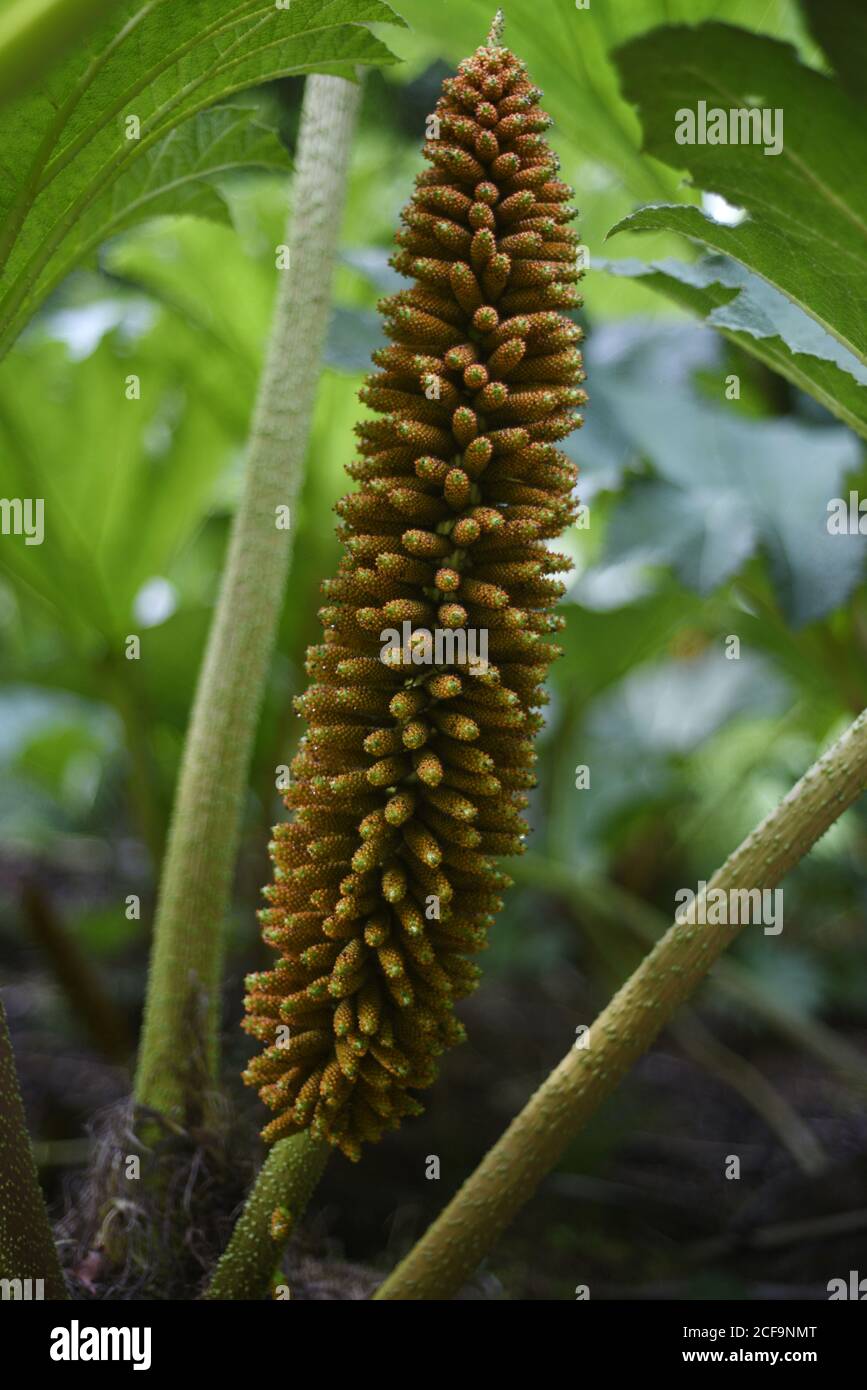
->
[[487, 10, 505, 48]]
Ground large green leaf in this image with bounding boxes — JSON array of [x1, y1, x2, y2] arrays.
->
[[0, 0, 405, 355], [35, 105, 294, 304], [607, 23, 867, 370], [598, 254, 867, 441]]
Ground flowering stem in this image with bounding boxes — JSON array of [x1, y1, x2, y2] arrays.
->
[[375, 708, 867, 1299], [203, 1131, 329, 1300], [134, 73, 362, 1122]]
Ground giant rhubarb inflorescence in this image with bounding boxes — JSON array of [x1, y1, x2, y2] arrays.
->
[[242, 20, 586, 1161]]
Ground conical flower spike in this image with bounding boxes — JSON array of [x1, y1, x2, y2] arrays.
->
[[242, 20, 587, 1161]]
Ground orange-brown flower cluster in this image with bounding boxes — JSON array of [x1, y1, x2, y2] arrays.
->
[[242, 29, 586, 1161]]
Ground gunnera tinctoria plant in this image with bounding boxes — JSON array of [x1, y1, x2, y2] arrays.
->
[[242, 19, 586, 1161]]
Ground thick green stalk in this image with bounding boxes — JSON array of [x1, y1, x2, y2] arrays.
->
[[0, 0, 119, 103], [203, 1132, 328, 1300], [375, 708, 867, 1299], [0, 996, 67, 1297], [134, 74, 362, 1120]]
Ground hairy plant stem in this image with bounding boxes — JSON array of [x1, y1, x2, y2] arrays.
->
[[134, 74, 362, 1123], [375, 707, 867, 1299], [0, 996, 67, 1297], [203, 1132, 328, 1299]]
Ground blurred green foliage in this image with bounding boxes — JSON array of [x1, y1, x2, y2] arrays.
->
[[1, 1, 866, 1296], [1, 0, 865, 989]]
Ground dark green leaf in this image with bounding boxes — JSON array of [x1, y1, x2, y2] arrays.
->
[[608, 24, 867, 369], [0, 0, 405, 354], [802, 0, 867, 105]]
